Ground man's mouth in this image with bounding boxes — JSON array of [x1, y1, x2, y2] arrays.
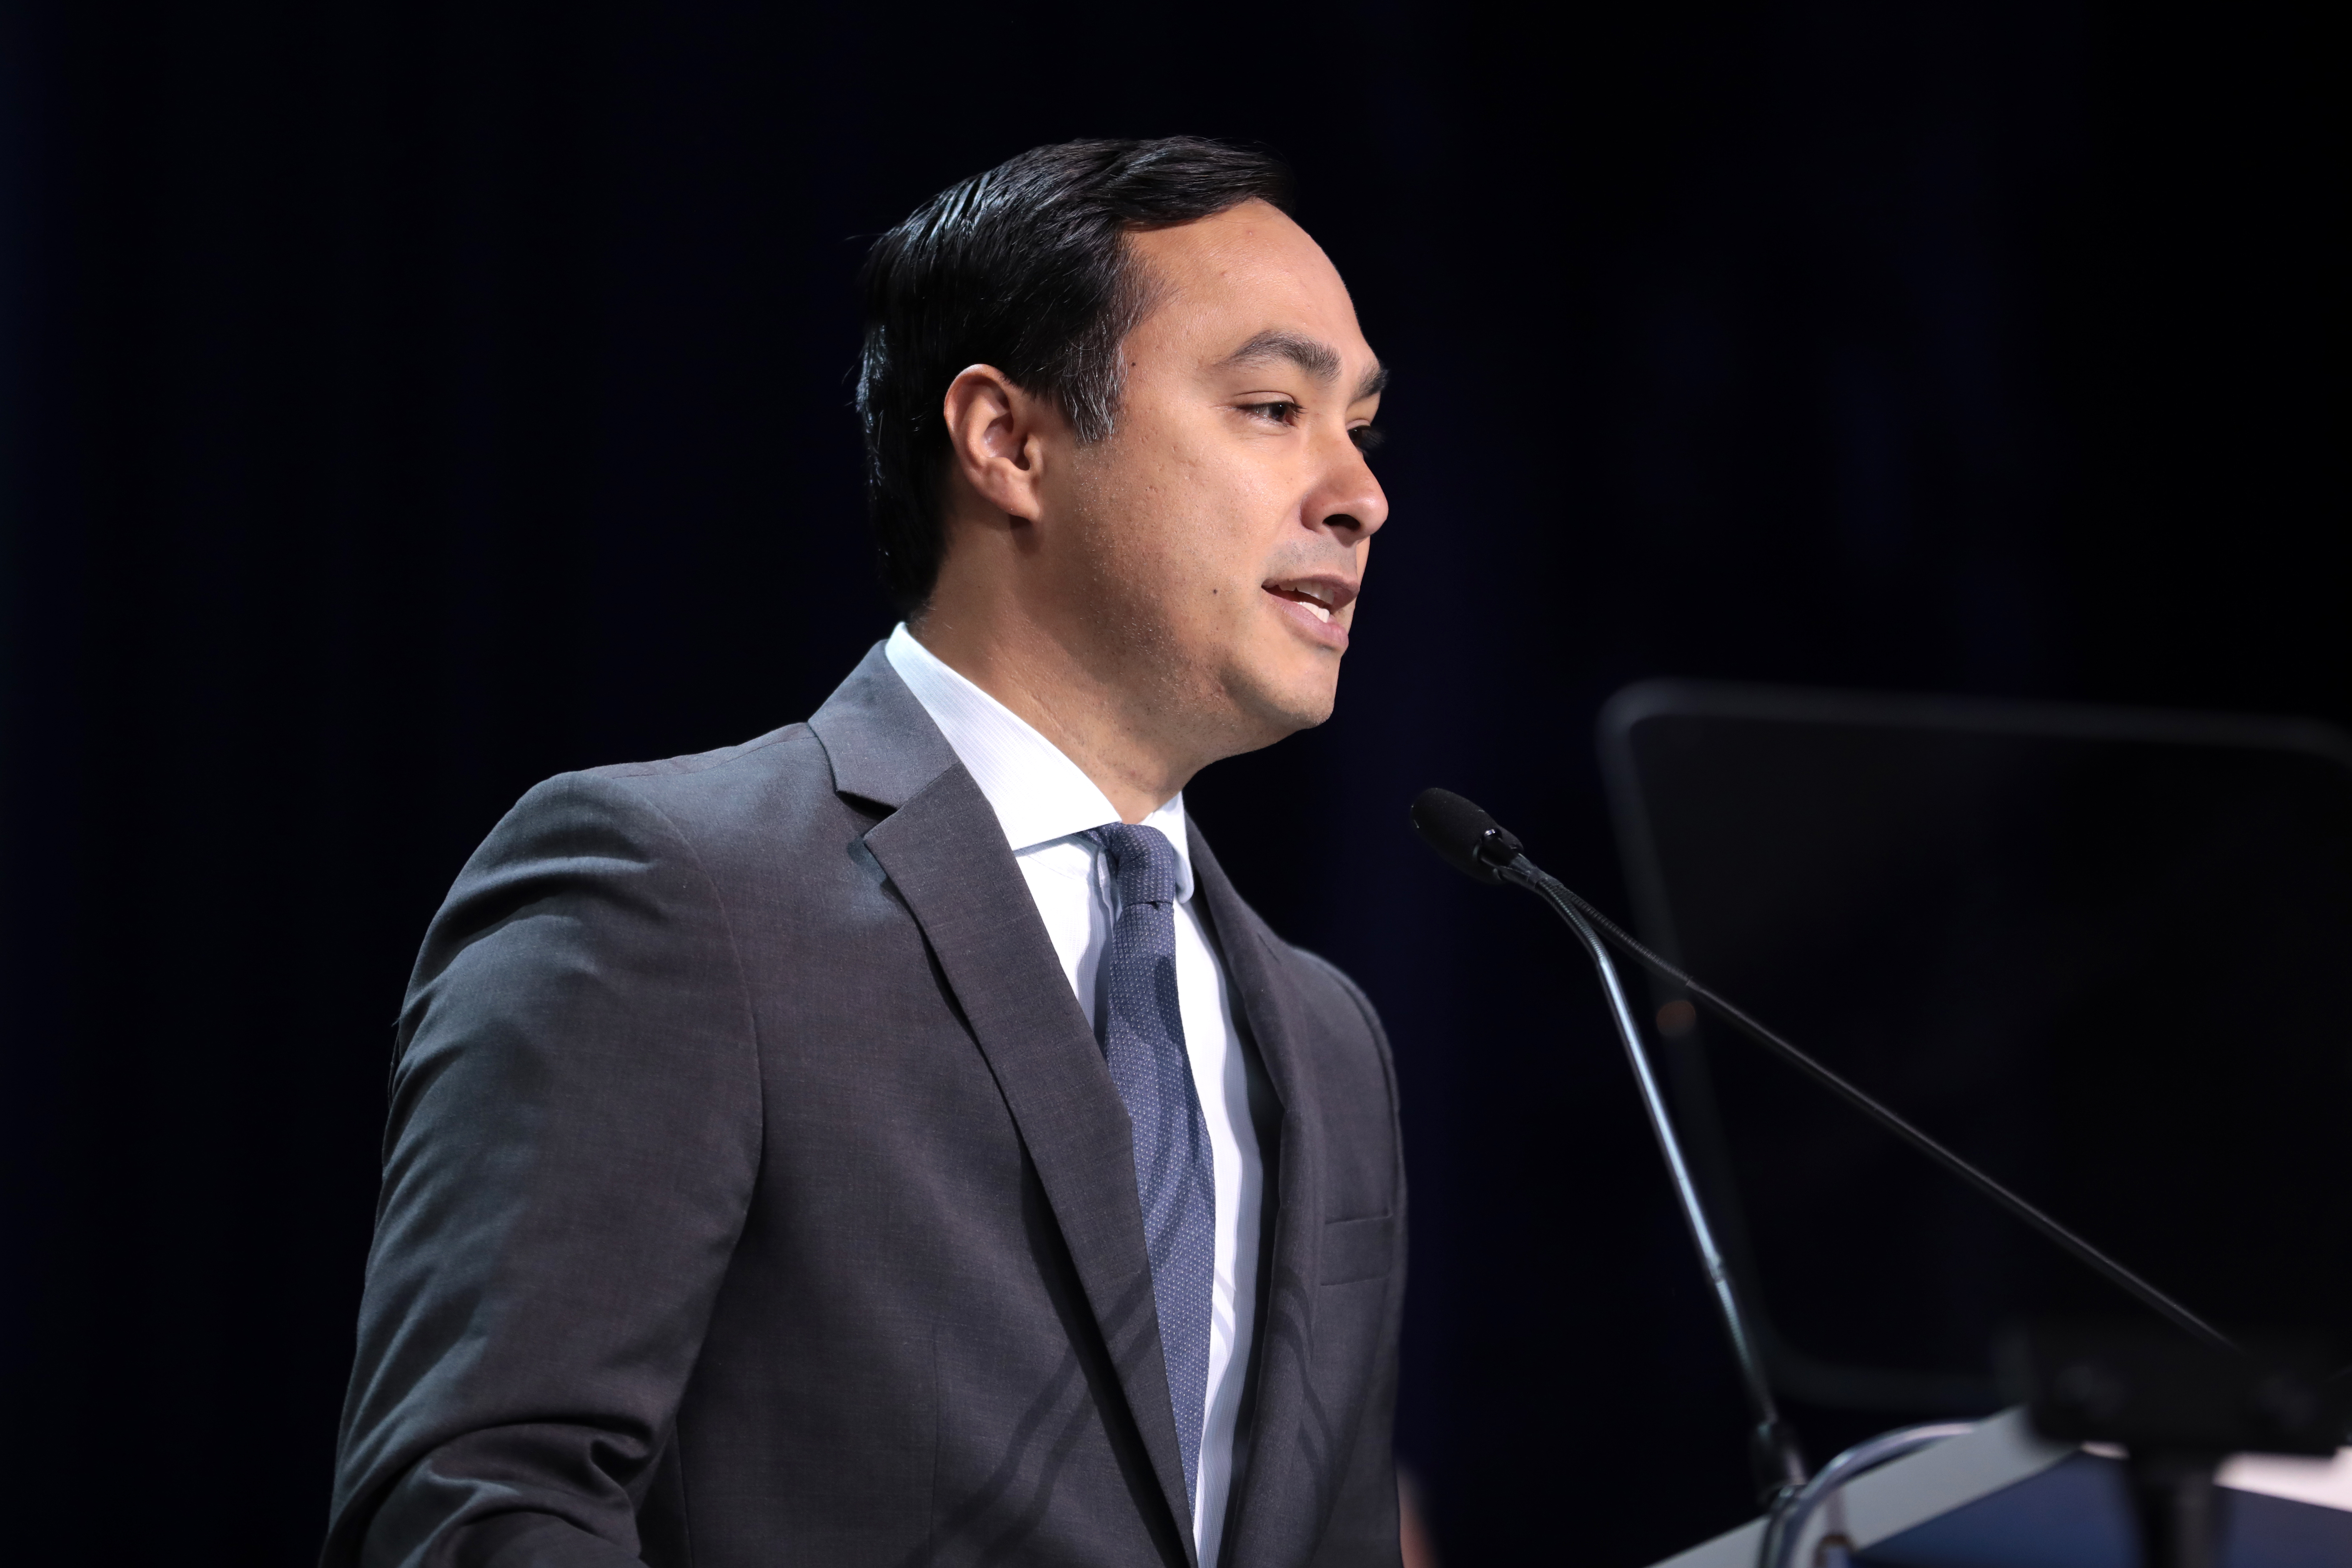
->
[[1263, 577, 1357, 645], [1264, 579, 1354, 621]]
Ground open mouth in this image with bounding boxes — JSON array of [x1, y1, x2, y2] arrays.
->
[[1264, 579, 1352, 624]]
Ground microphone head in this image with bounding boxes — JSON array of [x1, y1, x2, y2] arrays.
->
[[1411, 788, 1526, 884]]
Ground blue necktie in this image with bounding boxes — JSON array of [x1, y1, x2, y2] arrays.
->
[[1089, 822, 1216, 1515]]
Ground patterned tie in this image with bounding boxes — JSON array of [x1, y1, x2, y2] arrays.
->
[[1088, 821, 1217, 1515]]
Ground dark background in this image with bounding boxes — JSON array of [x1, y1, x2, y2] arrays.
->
[[1, 1, 2342, 1563]]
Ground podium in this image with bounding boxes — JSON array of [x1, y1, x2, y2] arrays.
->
[[1650, 1409, 2352, 1568]]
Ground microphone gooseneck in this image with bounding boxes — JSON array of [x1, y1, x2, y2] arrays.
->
[[1414, 787, 1808, 1504], [1410, 787, 2245, 1500]]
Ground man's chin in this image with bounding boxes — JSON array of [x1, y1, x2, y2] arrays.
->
[[1220, 664, 1339, 750]]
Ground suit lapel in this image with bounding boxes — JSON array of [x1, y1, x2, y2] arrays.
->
[[1187, 829, 1329, 1567], [810, 646, 1197, 1560]]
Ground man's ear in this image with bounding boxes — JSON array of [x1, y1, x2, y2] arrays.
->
[[942, 364, 1057, 525]]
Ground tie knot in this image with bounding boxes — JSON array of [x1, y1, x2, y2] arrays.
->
[[1090, 822, 1181, 907]]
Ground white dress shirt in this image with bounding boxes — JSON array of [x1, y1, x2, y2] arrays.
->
[[885, 624, 1262, 1565]]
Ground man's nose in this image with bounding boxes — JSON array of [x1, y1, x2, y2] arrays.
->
[[1315, 445, 1388, 540]]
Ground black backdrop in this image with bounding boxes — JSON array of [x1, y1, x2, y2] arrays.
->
[[1, 2, 2342, 1563]]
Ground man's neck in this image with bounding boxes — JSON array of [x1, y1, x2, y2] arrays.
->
[[906, 612, 1191, 826]]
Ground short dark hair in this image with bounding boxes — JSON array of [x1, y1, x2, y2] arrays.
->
[[855, 138, 1296, 614]]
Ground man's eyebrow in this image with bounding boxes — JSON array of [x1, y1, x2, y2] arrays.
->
[[1220, 329, 1342, 383], [1220, 329, 1389, 403]]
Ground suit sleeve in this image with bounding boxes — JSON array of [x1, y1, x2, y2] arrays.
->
[[323, 772, 764, 1568], [1306, 959, 1410, 1568]]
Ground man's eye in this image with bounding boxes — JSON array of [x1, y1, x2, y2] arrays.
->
[[1350, 424, 1385, 453], [1240, 401, 1303, 424]]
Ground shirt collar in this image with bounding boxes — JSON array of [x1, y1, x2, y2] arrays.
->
[[883, 624, 1195, 900]]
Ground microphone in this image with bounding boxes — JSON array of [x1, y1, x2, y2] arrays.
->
[[1409, 786, 1524, 884], [1410, 788, 2242, 1500]]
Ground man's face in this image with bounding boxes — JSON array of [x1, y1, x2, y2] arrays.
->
[[1040, 200, 1388, 759]]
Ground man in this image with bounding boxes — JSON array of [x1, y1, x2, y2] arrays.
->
[[327, 137, 1402, 1568]]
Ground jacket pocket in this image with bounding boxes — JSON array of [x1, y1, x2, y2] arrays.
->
[[1320, 1213, 1395, 1286]]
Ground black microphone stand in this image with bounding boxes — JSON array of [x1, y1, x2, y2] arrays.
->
[[1510, 857, 1809, 1504], [1412, 788, 1807, 1503]]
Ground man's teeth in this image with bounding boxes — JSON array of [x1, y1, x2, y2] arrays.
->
[[1276, 586, 1335, 623]]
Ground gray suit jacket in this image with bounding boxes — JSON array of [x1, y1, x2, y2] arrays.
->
[[326, 645, 1407, 1568]]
